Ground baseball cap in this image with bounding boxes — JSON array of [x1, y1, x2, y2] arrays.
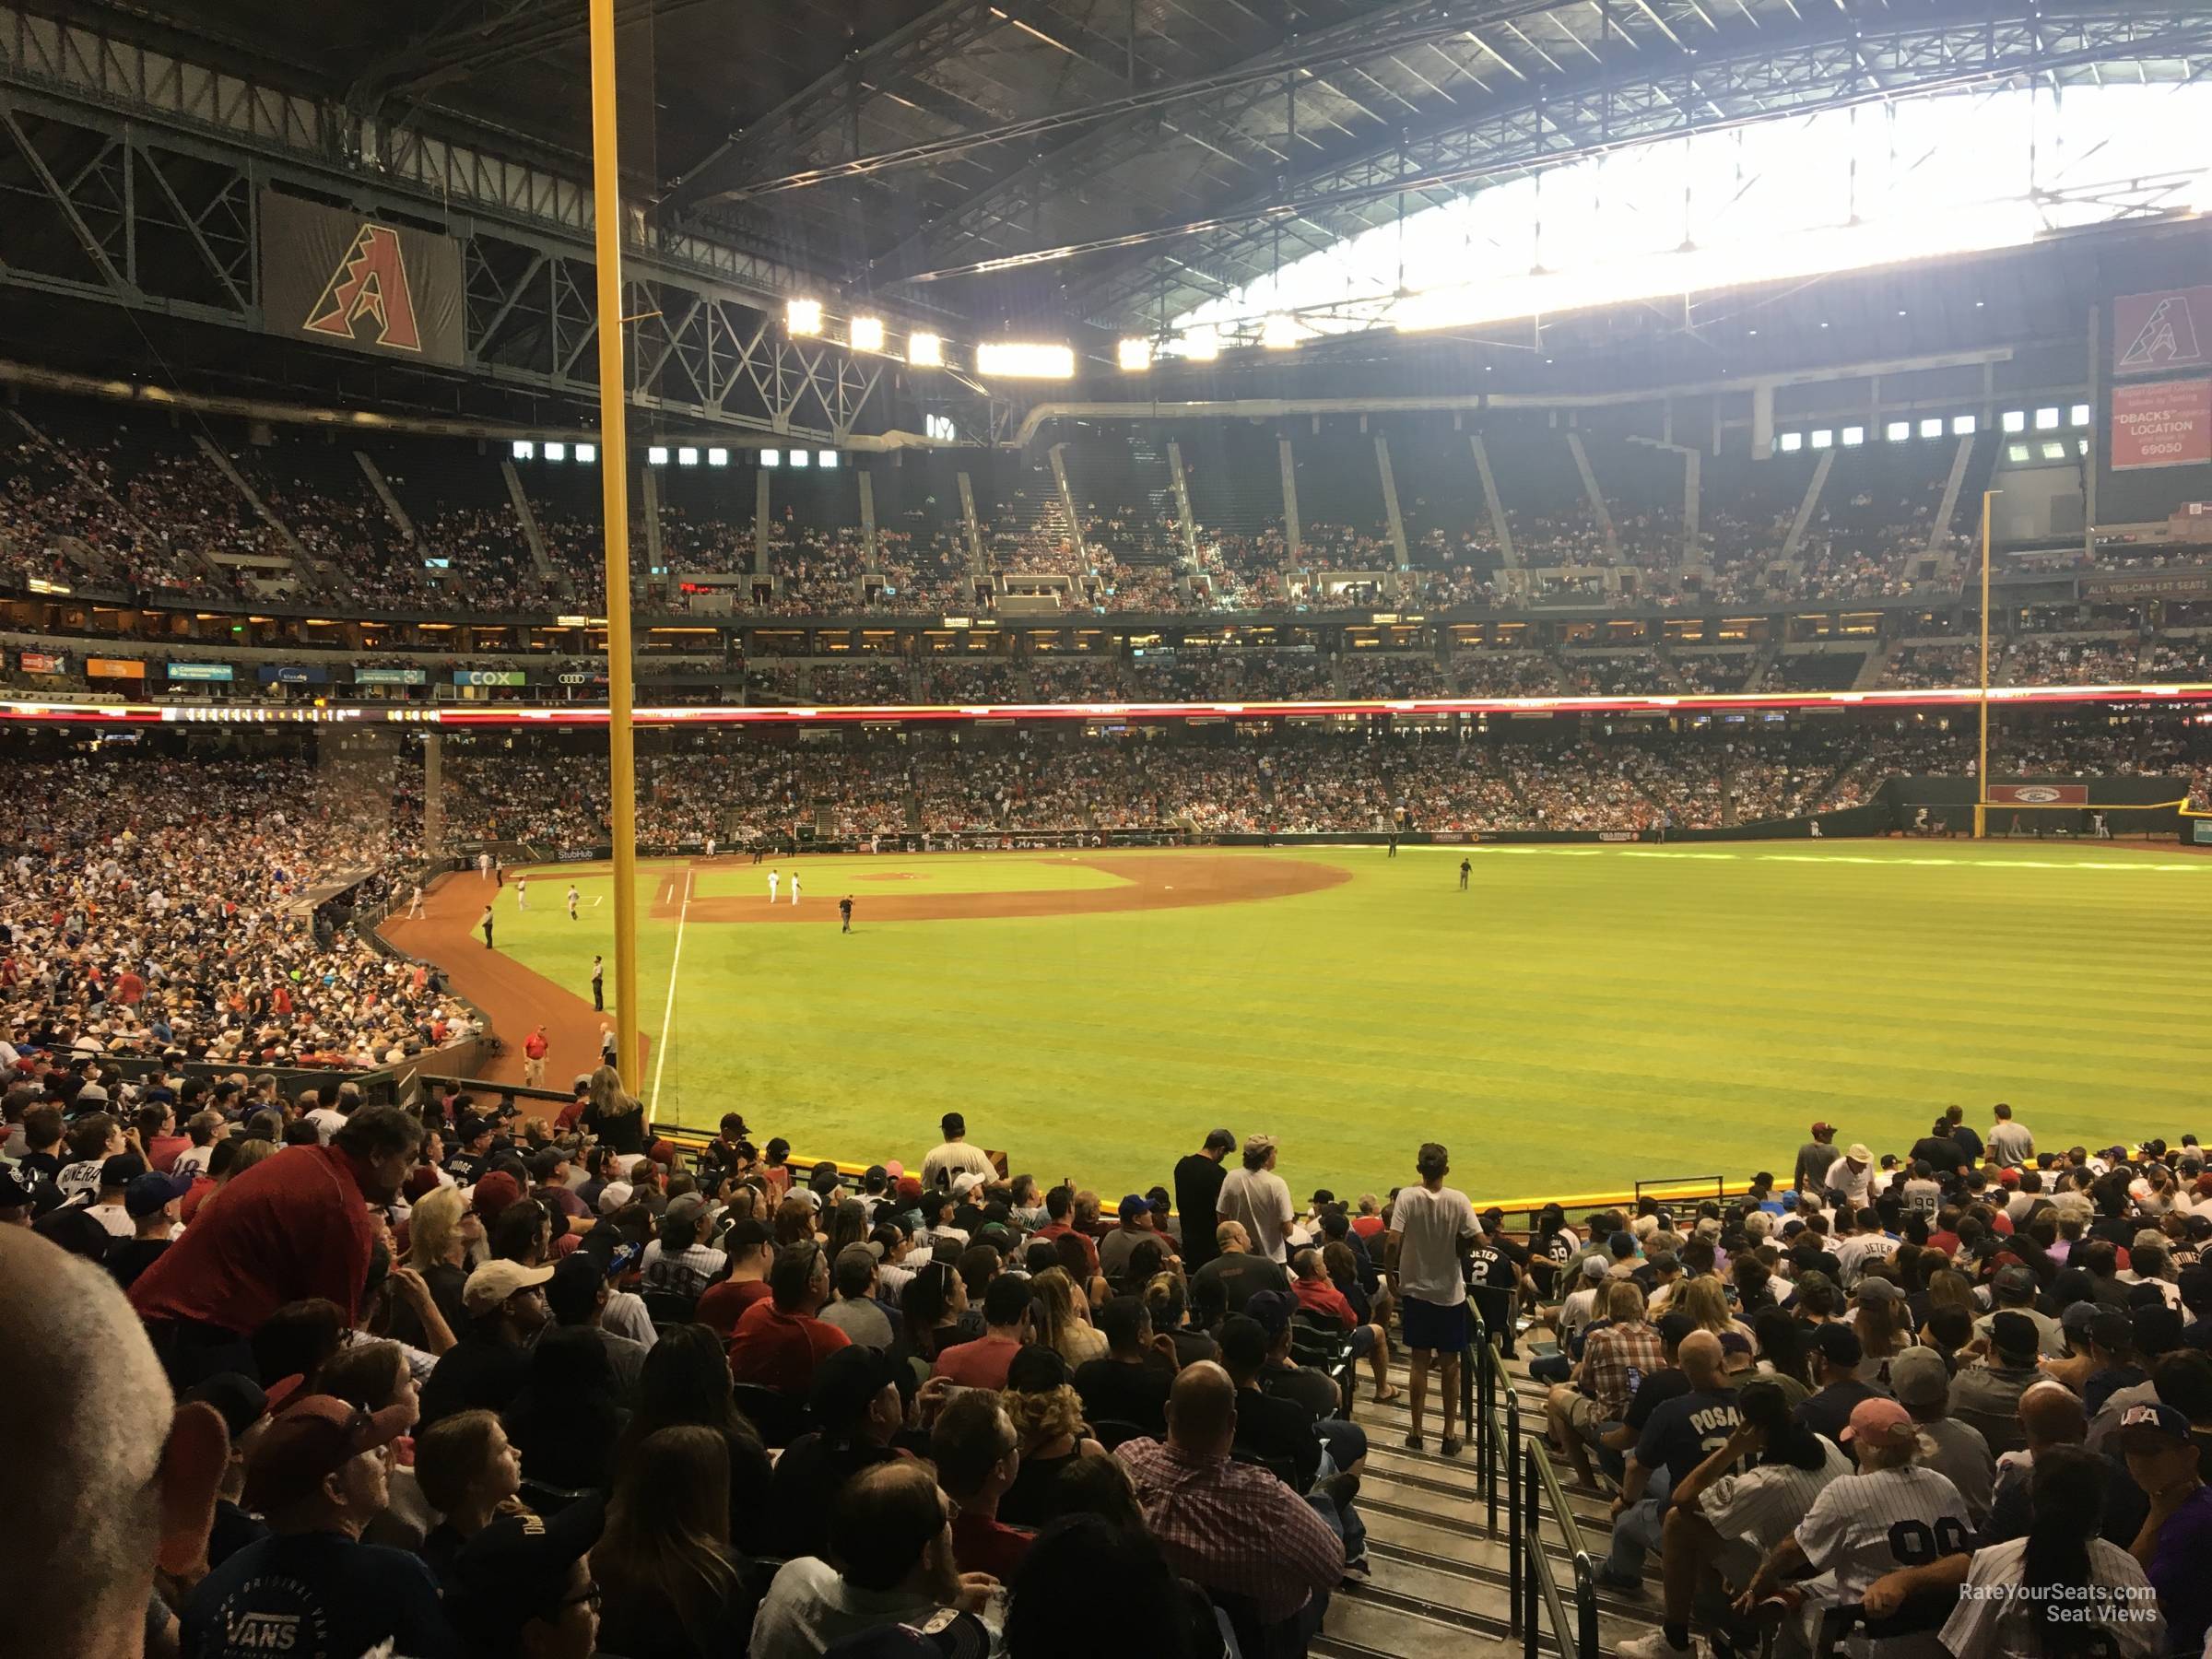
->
[[0, 1169, 35, 1211], [596, 1181, 635, 1216], [1989, 1310, 2041, 1359], [1841, 1397, 1916, 1447], [241, 1394, 413, 1514], [1812, 1323, 1864, 1367], [1582, 1255, 1609, 1282], [462, 1259, 554, 1317], [455, 1112, 492, 1143], [810, 1343, 906, 1429], [182, 1373, 275, 1442], [2113, 1402, 2194, 1447], [100, 1152, 147, 1189], [1810, 1122, 1833, 1137], [1996, 1169, 2020, 1187], [1117, 1194, 1153, 1223], [1244, 1288, 1298, 1336], [1853, 1277, 1903, 1303], [124, 1170, 191, 1219], [895, 1175, 924, 1203], [665, 1194, 709, 1230], [2059, 1300, 2100, 1338], [1993, 1265, 2037, 1301], [444, 1495, 606, 1651], [1846, 1143, 1873, 1163], [1717, 1331, 1755, 1373], [950, 1171, 983, 1197], [469, 1170, 522, 1221], [1888, 1347, 1950, 1406]]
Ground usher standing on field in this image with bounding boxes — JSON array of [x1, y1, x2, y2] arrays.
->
[[1458, 858, 1471, 891]]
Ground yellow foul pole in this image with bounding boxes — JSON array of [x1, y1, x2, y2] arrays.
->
[[1974, 488, 1994, 840], [587, 0, 641, 1082]]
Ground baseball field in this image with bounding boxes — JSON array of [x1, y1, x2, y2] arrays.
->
[[390, 841, 2212, 1206]]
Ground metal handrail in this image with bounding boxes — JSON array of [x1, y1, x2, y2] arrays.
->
[[1468, 1305, 1601, 1659]]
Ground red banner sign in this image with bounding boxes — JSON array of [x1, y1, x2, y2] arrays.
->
[[18, 650, 65, 674], [2111, 379, 2212, 471], [1986, 783, 2089, 806], [2114, 288, 2212, 376]]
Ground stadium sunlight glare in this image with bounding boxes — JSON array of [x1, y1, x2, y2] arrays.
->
[[975, 342, 1076, 379], [849, 316, 886, 352], [1117, 337, 1154, 371]]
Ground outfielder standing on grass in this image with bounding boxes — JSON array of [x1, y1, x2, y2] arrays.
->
[[515, 874, 527, 911], [1459, 858, 1471, 891], [840, 896, 853, 934]]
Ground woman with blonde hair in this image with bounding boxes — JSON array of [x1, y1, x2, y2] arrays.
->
[[997, 1344, 1103, 1529], [190, 1137, 276, 1220], [394, 1183, 472, 1347], [1029, 1265, 1107, 1367], [1851, 1279, 1918, 1387], [582, 1063, 645, 1158], [594, 1424, 757, 1659], [1675, 1275, 1756, 1349]]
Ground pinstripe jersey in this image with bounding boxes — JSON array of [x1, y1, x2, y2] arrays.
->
[[1796, 1464, 1971, 1657]]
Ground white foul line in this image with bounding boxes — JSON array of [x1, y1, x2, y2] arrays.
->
[[649, 863, 691, 1113]]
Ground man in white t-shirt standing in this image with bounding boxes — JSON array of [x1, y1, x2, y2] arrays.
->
[[1985, 1101, 2034, 1170], [1216, 1134, 1295, 1265], [1388, 1142, 1478, 1457], [1823, 1143, 1876, 1207]]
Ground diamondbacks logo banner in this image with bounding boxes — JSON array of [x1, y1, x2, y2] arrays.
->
[[260, 190, 464, 366], [2113, 288, 2212, 377]]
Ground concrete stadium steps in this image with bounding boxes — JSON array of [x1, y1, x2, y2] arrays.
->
[[1317, 1348, 1663, 1658]]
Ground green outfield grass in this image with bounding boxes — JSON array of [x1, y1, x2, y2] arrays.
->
[[494, 843, 2211, 1206]]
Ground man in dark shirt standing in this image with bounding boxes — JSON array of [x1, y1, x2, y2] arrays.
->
[[1173, 1127, 1237, 1271], [1909, 1117, 1971, 1176], [839, 895, 854, 934], [1944, 1105, 1983, 1165], [1793, 1123, 1837, 1194]]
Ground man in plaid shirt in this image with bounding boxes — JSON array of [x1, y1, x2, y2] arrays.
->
[[1546, 1280, 1664, 1485], [1116, 1362, 1344, 1630]]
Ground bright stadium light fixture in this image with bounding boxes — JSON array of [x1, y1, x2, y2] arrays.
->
[[790, 449, 811, 468], [1841, 426, 1865, 446], [761, 449, 781, 467], [2035, 406, 2061, 429], [2002, 410, 2027, 433], [2071, 404, 2091, 427], [1919, 418, 1945, 440], [1260, 314, 1301, 350], [818, 451, 838, 468], [707, 447, 729, 466], [576, 443, 596, 463], [787, 299, 824, 336], [647, 445, 670, 465], [976, 342, 1076, 379], [1952, 416, 1976, 436], [544, 441, 566, 462], [1778, 432, 1804, 453], [908, 333, 943, 367], [1885, 422, 1911, 443], [512, 441, 535, 460], [677, 446, 700, 466], [850, 316, 886, 352], [1117, 337, 1154, 371], [1181, 327, 1220, 361]]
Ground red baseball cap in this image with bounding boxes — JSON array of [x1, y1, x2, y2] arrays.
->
[[241, 1394, 411, 1514]]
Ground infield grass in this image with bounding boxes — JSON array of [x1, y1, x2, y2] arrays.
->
[[498, 842, 2212, 1206]]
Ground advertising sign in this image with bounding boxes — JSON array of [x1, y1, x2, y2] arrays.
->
[[86, 657, 146, 680], [18, 650, 65, 674], [257, 665, 330, 684], [453, 669, 526, 688], [356, 667, 428, 686], [166, 663, 235, 682], [2111, 379, 2212, 471], [1986, 783, 2088, 806]]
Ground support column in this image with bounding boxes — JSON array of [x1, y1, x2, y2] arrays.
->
[[421, 733, 444, 859], [1047, 444, 1087, 559], [1469, 435, 1516, 568], [1682, 446, 1701, 565], [1278, 436, 1300, 563], [957, 472, 985, 572], [1565, 431, 1618, 559], [754, 467, 771, 575], [1165, 440, 1198, 563], [639, 463, 665, 576], [858, 468, 878, 567], [1374, 433, 1409, 570]]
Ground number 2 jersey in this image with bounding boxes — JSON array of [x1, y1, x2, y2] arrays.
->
[[1795, 1465, 1971, 1658]]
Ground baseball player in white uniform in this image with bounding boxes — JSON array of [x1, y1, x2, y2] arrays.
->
[[768, 868, 780, 903], [790, 874, 802, 906], [478, 851, 492, 881], [515, 875, 528, 911], [705, 836, 717, 858], [566, 883, 580, 920], [1735, 1398, 1969, 1659], [406, 884, 423, 919]]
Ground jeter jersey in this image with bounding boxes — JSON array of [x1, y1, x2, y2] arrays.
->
[[1795, 1465, 1971, 1658]]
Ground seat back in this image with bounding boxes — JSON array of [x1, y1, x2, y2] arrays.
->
[[732, 1381, 809, 1449]]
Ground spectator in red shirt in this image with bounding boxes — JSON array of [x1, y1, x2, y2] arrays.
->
[[1349, 1194, 1387, 1241], [730, 1241, 850, 1395], [698, 1218, 776, 1338], [131, 1106, 423, 1388], [137, 1103, 190, 1174], [931, 1389, 1031, 1581], [1289, 1247, 1391, 1403], [1030, 1185, 1100, 1277], [521, 1026, 549, 1090], [932, 1276, 1034, 1390]]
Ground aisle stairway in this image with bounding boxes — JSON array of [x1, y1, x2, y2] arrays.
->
[[1320, 1339, 1655, 1659]]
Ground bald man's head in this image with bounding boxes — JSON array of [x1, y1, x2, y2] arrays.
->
[[1678, 1329, 1726, 1388], [1166, 1360, 1239, 1455], [0, 1229, 227, 1655], [2018, 1381, 2087, 1450]]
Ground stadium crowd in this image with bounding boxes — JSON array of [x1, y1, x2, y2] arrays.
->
[[4, 1047, 2209, 1659]]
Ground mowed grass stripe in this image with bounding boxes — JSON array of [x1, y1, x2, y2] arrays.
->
[[492, 845, 2208, 1201]]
